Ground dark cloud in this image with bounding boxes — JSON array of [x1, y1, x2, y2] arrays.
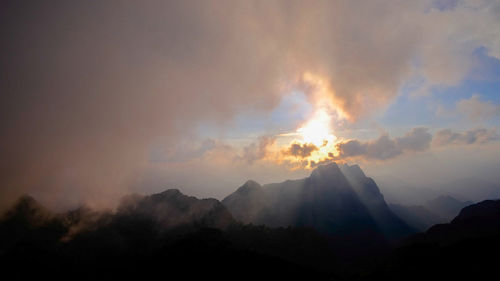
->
[[335, 128, 432, 161], [433, 128, 499, 146], [337, 135, 403, 160], [240, 136, 276, 164], [432, 0, 460, 11], [335, 140, 368, 158], [396, 127, 433, 151], [283, 143, 318, 158], [335, 127, 500, 161]]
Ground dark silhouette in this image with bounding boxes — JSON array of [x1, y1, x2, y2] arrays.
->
[[2, 164, 500, 280], [389, 203, 446, 231], [0, 192, 336, 280], [424, 195, 473, 219], [359, 199, 500, 280], [223, 163, 415, 258]]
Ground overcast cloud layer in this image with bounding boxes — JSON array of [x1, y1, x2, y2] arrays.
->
[[1, 0, 500, 209]]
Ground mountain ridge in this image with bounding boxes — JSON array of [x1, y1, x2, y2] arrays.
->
[[223, 162, 415, 241], [3, 181, 500, 280], [360, 199, 500, 280]]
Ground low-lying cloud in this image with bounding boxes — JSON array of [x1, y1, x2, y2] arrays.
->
[[240, 136, 276, 164], [433, 128, 499, 146], [282, 142, 319, 158], [335, 127, 499, 162], [335, 128, 432, 161]]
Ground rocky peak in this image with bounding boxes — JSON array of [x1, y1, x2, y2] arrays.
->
[[117, 189, 234, 230], [236, 180, 262, 194]]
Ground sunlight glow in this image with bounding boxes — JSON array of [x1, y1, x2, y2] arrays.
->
[[297, 109, 336, 147], [276, 72, 349, 169]]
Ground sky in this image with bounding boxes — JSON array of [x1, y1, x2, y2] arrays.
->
[[1, 0, 500, 210]]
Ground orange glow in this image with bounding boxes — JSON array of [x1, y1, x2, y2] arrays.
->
[[302, 72, 350, 121], [278, 108, 339, 168], [276, 72, 349, 169], [297, 109, 336, 147]]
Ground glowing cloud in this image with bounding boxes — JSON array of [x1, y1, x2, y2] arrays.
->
[[297, 109, 336, 147], [280, 103, 340, 168], [301, 72, 350, 121]]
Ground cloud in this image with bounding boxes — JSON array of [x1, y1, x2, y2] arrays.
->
[[240, 136, 276, 164], [150, 139, 218, 163], [433, 128, 499, 146], [396, 127, 433, 151], [336, 127, 500, 161], [2, 0, 500, 208], [283, 143, 319, 158], [456, 95, 500, 121], [335, 128, 432, 160], [336, 135, 403, 160], [432, 0, 460, 11]]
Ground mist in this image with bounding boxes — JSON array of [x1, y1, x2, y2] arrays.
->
[[1, 0, 500, 215]]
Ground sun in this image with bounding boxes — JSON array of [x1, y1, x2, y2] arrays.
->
[[297, 109, 336, 147]]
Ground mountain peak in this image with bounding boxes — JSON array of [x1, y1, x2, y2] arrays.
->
[[1, 195, 54, 229], [309, 162, 350, 188], [311, 162, 341, 176], [341, 163, 366, 178], [223, 161, 414, 240], [236, 180, 262, 194], [147, 189, 186, 204], [308, 162, 359, 196], [452, 199, 500, 223], [155, 188, 182, 197], [10, 195, 40, 212], [425, 195, 473, 219], [118, 189, 234, 230]]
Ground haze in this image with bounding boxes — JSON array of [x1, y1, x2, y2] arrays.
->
[[1, 0, 500, 211]]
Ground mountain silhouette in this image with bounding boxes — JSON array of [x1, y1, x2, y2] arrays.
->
[[361, 199, 500, 280], [3, 186, 500, 280], [339, 164, 415, 239], [0, 190, 336, 280], [388, 203, 446, 231], [223, 163, 415, 244], [424, 195, 473, 219], [423, 199, 500, 243], [117, 189, 234, 230]]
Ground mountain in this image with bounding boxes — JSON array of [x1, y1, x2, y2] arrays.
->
[[3, 185, 500, 280], [361, 199, 500, 280], [0, 191, 336, 280], [116, 189, 234, 230], [377, 175, 500, 206], [424, 195, 473, 219], [340, 164, 416, 239], [375, 176, 439, 205], [423, 199, 500, 244], [388, 203, 446, 231], [223, 163, 415, 242], [387, 196, 471, 231]]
